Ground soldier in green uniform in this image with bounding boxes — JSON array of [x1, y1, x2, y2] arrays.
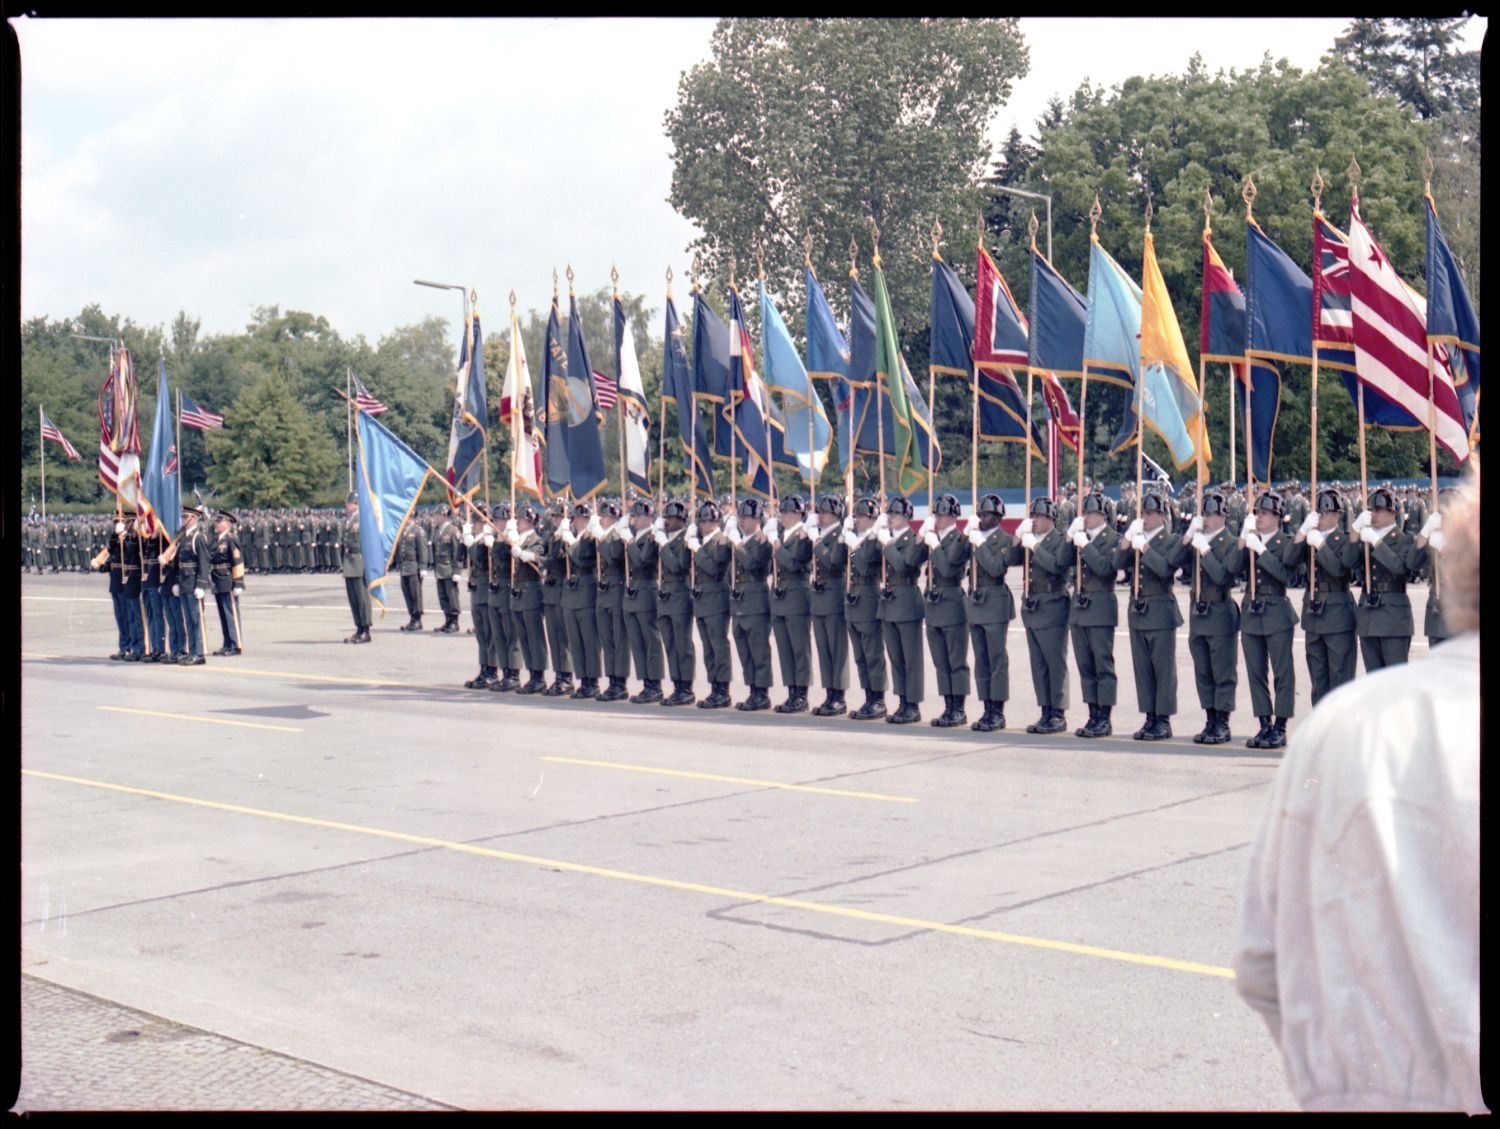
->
[[1114, 493, 1185, 740], [921, 494, 971, 728], [540, 500, 573, 696], [1066, 492, 1120, 738], [1224, 486, 1248, 537], [557, 501, 602, 699], [689, 499, 733, 709], [462, 504, 496, 687], [591, 501, 630, 702], [1294, 488, 1359, 704], [431, 504, 462, 633], [876, 495, 928, 725], [1114, 483, 1138, 534], [1055, 487, 1077, 531], [808, 496, 850, 717], [300, 510, 316, 572], [486, 501, 520, 693], [622, 499, 665, 704], [1352, 486, 1418, 671], [396, 515, 431, 631], [506, 502, 549, 694], [843, 497, 888, 721], [768, 495, 814, 714], [654, 499, 697, 707], [1238, 492, 1301, 749], [728, 498, 774, 712], [965, 495, 1017, 732], [1017, 498, 1071, 734], [139, 519, 169, 660], [337, 492, 372, 645], [1181, 492, 1244, 744]]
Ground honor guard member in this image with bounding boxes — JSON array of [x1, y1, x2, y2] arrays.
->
[[1413, 500, 1450, 647], [654, 499, 697, 706], [1056, 490, 1077, 530], [94, 514, 139, 660], [1352, 486, 1418, 671], [727, 498, 775, 711], [139, 517, 169, 660], [921, 494, 971, 728], [485, 501, 521, 693], [1294, 488, 1359, 704], [1017, 498, 1072, 734], [462, 504, 496, 688], [768, 495, 814, 714], [1181, 492, 1245, 744], [592, 501, 631, 702], [808, 496, 851, 717], [396, 514, 431, 632], [506, 503, 549, 694], [120, 517, 146, 659], [965, 494, 1019, 732], [876, 495, 928, 725], [540, 500, 574, 696], [1114, 492, 1186, 740], [1238, 492, 1300, 749], [688, 499, 733, 709], [843, 497, 888, 720], [209, 510, 245, 656], [339, 492, 372, 644], [299, 510, 315, 572], [1114, 483, 1137, 534], [431, 504, 463, 632], [157, 518, 185, 661], [1066, 492, 1120, 738], [1225, 486, 1248, 535], [622, 499, 665, 704], [557, 501, 603, 699], [173, 505, 210, 664]]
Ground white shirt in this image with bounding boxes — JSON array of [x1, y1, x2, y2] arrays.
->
[[1233, 632, 1483, 1112]]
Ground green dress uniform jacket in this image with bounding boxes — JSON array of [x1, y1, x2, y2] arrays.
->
[[732, 534, 774, 689], [656, 530, 696, 685], [1113, 530, 1186, 716], [967, 528, 1019, 705], [1187, 527, 1245, 714], [623, 529, 664, 683], [770, 526, 814, 689], [1355, 525, 1417, 671], [596, 532, 629, 680], [1240, 529, 1300, 719], [509, 531, 548, 672], [540, 524, 570, 675], [809, 524, 849, 693], [880, 527, 928, 704], [1301, 527, 1359, 703], [923, 526, 971, 699], [845, 533, 887, 694], [691, 531, 734, 684], [563, 532, 601, 679], [1021, 527, 1071, 710]]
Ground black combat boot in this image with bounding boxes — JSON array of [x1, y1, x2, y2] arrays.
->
[[850, 691, 886, 721], [1081, 705, 1112, 738], [737, 687, 770, 712], [1263, 717, 1289, 749], [517, 670, 547, 695], [1193, 711, 1216, 744], [497, 668, 521, 692], [662, 680, 696, 707], [631, 680, 664, 704], [1074, 705, 1097, 737], [545, 673, 573, 697], [598, 676, 630, 703], [1144, 713, 1172, 741], [571, 677, 598, 700], [1246, 717, 1272, 749], [698, 681, 731, 709], [971, 701, 1002, 732], [814, 689, 846, 717], [1210, 709, 1232, 744], [887, 699, 920, 725], [1031, 707, 1067, 735], [1133, 713, 1156, 740], [464, 666, 492, 689], [776, 686, 808, 714]]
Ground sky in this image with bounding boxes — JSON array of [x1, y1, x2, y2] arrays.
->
[[16, 16, 1486, 345]]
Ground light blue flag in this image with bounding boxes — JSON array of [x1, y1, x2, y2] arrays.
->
[[1082, 236, 1141, 392], [760, 280, 831, 487], [356, 410, 435, 612], [143, 356, 181, 537], [803, 266, 854, 474]]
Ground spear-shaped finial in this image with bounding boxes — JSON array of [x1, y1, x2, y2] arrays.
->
[[552, 267, 559, 301], [1242, 174, 1257, 221], [691, 251, 702, 294], [848, 236, 859, 279], [1027, 209, 1040, 250], [1202, 184, 1213, 236], [666, 263, 674, 299], [610, 262, 619, 296], [803, 230, 814, 266], [1422, 149, 1434, 197], [508, 289, 517, 310], [1144, 193, 1154, 235], [469, 288, 478, 306], [1088, 195, 1102, 236], [930, 215, 943, 257], [869, 216, 882, 268], [1346, 156, 1362, 195], [565, 263, 575, 296], [1311, 168, 1325, 212], [755, 240, 765, 282]]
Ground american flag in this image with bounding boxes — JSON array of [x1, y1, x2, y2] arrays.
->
[[180, 394, 225, 431], [98, 347, 142, 499], [41, 411, 82, 460], [592, 369, 618, 411], [351, 373, 389, 416]]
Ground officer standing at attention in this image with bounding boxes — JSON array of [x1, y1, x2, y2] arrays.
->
[[808, 496, 850, 717], [339, 492, 372, 645], [171, 505, 210, 664], [1017, 498, 1071, 735], [1066, 492, 1119, 738], [728, 498, 775, 712], [654, 499, 697, 707], [920, 494, 971, 728], [209, 510, 245, 656], [93, 514, 136, 660], [1351, 486, 1418, 671], [396, 514, 431, 632], [965, 494, 1018, 733], [1181, 491, 1244, 744], [556, 501, 602, 700], [842, 497, 888, 721], [875, 495, 928, 725], [431, 504, 462, 633], [622, 499, 665, 704], [1293, 488, 1359, 704], [139, 516, 168, 660], [591, 501, 631, 702], [462, 503, 495, 688], [688, 499, 733, 709], [486, 501, 521, 693], [1114, 492, 1185, 740], [1237, 491, 1301, 749], [540, 500, 573, 695], [506, 502, 549, 694], [768, 495, 814, 714]]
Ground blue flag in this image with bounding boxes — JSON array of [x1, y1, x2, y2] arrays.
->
[[846, 273, 939, 472], [1426, 195, 1481, 441], [760, 280, 831, 487], [566, 292, 608, 500], [726, 285, 775, 497], [445, 312, 487, 501], [143, 356, 180, 537], [804, 266, 855, 474], [1238, 222, 1311, 481], [357, 410, 435, 612], [663, 294, 713, 495], [692, 290, 735, 462], [1029, 248, 1088, 379]]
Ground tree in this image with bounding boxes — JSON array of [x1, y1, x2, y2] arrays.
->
[[205, 371, 339, 506], [1334, 17, 1480, 120], [665, 18, 1029, 337]]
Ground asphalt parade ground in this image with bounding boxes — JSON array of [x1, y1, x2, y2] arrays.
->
[[20, 570, 1436, 1110]]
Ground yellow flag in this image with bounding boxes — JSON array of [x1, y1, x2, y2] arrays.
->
[[1139, 232, 1212, 469]]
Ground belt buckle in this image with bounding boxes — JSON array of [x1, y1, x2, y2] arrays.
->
[[1073, 593, 1090, 610], [691, 587, 703, 600], [1308, 597, 1326, 616], [597, 580, 609, 593], [773, 587, 786, 600], [1192, 600, 1209, 617], [1131, 598, 1148, 616], [544, 577, 557, 588], [969, 588, 987, 605], [844, 591, 859, 607], [625, 586, 638, 599], [811, 580, 826, 594]]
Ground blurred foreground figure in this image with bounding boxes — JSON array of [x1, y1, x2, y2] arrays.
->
[[1233, 467, 1482, 1113]]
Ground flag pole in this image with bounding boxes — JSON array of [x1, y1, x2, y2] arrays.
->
[[612, 265, 630, 591], [871, 218, 888, 588], [847, 237, 859, 517], [1131, 197, 1151, 604], [971, 216, 984, 591], [1227, 356, 1237, 487], [1078, 201, 1101, 591], [926, 218, 943, 590], [39, 405, 46, 522], [509, 290, 521, 587], [1422, 156, 1443, 602], [1308, 171, 1326, 588], [1195, 189, 1215, 605], [1241, 177, 1258, 601], [346, 367, 354, 493], [661, 265, 672, 509], [1346, 159, 1372, 593], [801, 233, 819, 514]]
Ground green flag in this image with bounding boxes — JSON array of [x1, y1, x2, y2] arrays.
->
[[872, 258, 924, 496]]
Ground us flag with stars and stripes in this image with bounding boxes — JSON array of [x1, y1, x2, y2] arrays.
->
[[180, 394, 225, 431], [591, 369, 618, 412], [41, 411, 82, 460], [351, 373, 389, 416]]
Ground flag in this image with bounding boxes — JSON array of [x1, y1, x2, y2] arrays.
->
[[663, 294, 713, 495], [445, 311, 487, 500], [966, 247, 1044, 455], [500, 312, 543, 500], [804, 266, 856, 474], [1028, 246, 1089, 379], [726, 284, 775, 497], [1347, 199, 1470, 462], [1142, 451, 1172, 486], [1425, 194, 1481, 443], [179, 394, 225, 431], [848, 272, 940, 475], [1077, 237, 1145, 460], [760, 279, 831, 486], [872, 257, 926, 496], [40, 412, 81, 460], [142, 356, 181, 537], [356, 409, 436, 612], [614, 296, 651, 493], [1040, 377, 1081, 455], [1203, 228, 1276, 482], [562, 291, 608, 499], [1239, 221, 1314, 482], [592, 370, 619, 412], [98, 347, 147, 518], [351, 373, 389, 416], [691, 289, 735, 462]]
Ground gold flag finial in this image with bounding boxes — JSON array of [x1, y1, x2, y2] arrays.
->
[[755, 240, 765, 282], [1027, 209, 1040, 249], [1144, 193, 1154, 235], [870, 216, 882, 268], [1241, 174, 1257, 220], [665, 263, 674, 299], [1311, 168, 1325, 210], [1088, 195, 1102, 236], [803, 230, 814, 266], [566, 263, 575, 296], [930, 215, 943, 257], [552, 267, 558, 300], [610, 262, 619, 295], [848, 236, 859, 279], [690, 251, 702, 294], [508, 289, 517, 310], [976, 212, 986, 247], [1422, 149, 1434, 196], [1346, 156, 1361, 194], [469, 288, 478, 307], [1202, 184, 1213, 236], [728, 252, 737, 291]]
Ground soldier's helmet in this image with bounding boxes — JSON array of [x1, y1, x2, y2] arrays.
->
[[932, 493, 962, 517], [1315, 488, 1344, 513], [696, 499, 722, 524], [737, 497, 765, 520], [548, 499, 567, 518], [662, 499, 689, 522], [816, 495, 846, 518], [345, 491, 358, 505], [1028, 497, 1058, 520], [1200, 492, 1227, 516], [569, 501, 591, 519], [598, 499, 622, 519], [886, 495, 914, 518], [779, 494, 806, 516], [630, 498, 655, 519], [217, 510, 239, 525], [1140, 493, 1169, 515], [437, 503, 450, 516], [1081, 492, 1108, 515], [852, 496, 880, 519], [492, 500, 513, 521], [1254, 491, 1284, 516], [977, 493, 1005, 517], [516, 502, 539, 524], [1369, 487, 1399, 512]]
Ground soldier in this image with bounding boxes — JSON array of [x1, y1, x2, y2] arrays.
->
[[1237, 492, 1300, 749], [540, 500, 573, 696], [964, 495, 1017, 732], [1114, 492, 1185, 740], [461, 504, 494, 686], [139, 517, 169, 660], [485, 501, 520, 693], [170, 505, 210, 664], [654, 498, 697, 707], [728, 497, 774, 712], [208, 510, 245, 656], [556, 501, 602, 699], [1352, 487, 1418, 672], [1290, 488, 1359, 704], [808, 496, 850, 717], [299, 509, 316, 572], [1114, 482, 1138, 534], [768, 495, 814, 714], [1225, 484, 1248, 537], [431, 504, 462, 633], [688, 499, 733, 709], [1066, 493, 1120, 737], [876, 495, 927, 725], [622, 499, 665, 704], [1017, 498, 1071, 734], [337, 493, 372, 645], [1055, 488, 1077, 531], [1180, 491, 1244, 744], [93, 515, 137, 660], [919, 494, 971, 728], [843, 497, 888, 721], [1413, 500, 1449, 647], [396, 515, 431, 632], [506, 502, 549, 694], [592, 500, 631, 702]]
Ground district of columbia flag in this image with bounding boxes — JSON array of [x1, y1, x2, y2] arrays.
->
[[179, 394, 225, 431], [41, 411, 82, 460], [614, 294, 652, 493], [500, 311, 543, 500]]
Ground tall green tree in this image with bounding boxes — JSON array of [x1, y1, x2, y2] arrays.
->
[[1334, 17, 1480, 120], [205, 371, 339, 506]]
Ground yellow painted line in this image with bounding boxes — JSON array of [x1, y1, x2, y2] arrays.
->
[[97, 706, 303, 734], [21, 768, 1234, 980], [543, 755, 918, 804]]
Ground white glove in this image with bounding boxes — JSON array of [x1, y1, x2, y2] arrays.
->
[[482, 532, 494, 547], [686, 524, 698, 540], [1191, 533, 1212, 555], [1420, 512, 1442, 537], [614, 522, 631, 540], [1016, 518, 1034, 538], [652, 530, 669, 546], [764, 532, 779, 548], [517, 549, 537, 564], [1299, 512, 1319, 534], [1428, 530, 1446, 552], [723, 514, 739, 535], [419, 568, 427, 578], [1187, 515, 1204, 535], [842, 530, 861, 550], [1359, 526, 1381, 546], [1305, 529, 1327, 549], [463, 530, 475, 548], [1021, 532, 1040, 550], [966, 527, 986, 547], [171, 584, 180, 597], [685, 535, 701, 552], [922, 530, 941, 550], [504, 518, 517, 536], [1067, 516, 1085, 537], [726, 527, 743, 545], [1129, 534, 1147, 552], [653, 516, 666, 533], [462, 521, 473, 537], [874, 512, 889, 531], [587, 516, 603, 538], [559, 527, 577, 546], [842, 515, 855, 532], [233, 584, 245, 594], [1351, 510, 1372, 533], [504, 528, 520, 546], [1126, 519, 1144, 539], [195, 588, 205, 601], [1240, 514, 1256, 536], [876, 528, 893, 545], [1070, 530, 1089, 548], [1243, 533, 1266, 555], [764, 517, 779, 539]]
